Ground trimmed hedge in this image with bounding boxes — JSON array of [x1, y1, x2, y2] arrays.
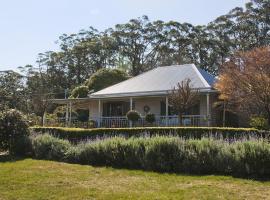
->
[[30, 126, 268, 143], [31, 134, 270, 177]]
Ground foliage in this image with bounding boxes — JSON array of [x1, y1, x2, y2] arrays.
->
[[0, 71, 27, 112], [85, 68, 128, 92], [89, 120, 97, 128], [30, 135, 270, 177], [168, 79, 199, 125], [25, 113, 42, 126], [76, 109, 89, 122], [250, 116, 269, 130], [126, 110, 141, 122], [145, 113, 156, 124], [3, 1, 268, 119], [0, 109, 29, 154], [21, 64, 57, 122], [70, 86, 89, 98], [32, 134, 71, 161], [215, 47, 270, 125], [31, 126, 261, 144]]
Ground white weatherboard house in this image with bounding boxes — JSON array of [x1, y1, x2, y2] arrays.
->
[[50, 64, 218, 127]]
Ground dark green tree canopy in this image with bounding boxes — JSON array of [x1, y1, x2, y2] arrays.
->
[[85, 68, 129, 92], [70, 86, 89, 98]]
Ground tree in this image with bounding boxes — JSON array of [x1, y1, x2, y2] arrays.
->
[[112, 16, 163, 75], [0, 70, 26, 111], [215, 46, 270, 125], [22, 64, 55, 124], [168, 79, 199, 125], [70, 86, 89, 98], [85, 68, 129, 92]]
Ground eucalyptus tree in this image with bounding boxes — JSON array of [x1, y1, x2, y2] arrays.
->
[[112, 16, 161, 75], [0, 70, 26, 111]]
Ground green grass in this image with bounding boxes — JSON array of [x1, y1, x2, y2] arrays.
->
[[1, 159, 270, 200]]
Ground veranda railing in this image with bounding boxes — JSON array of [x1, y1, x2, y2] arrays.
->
[[45, 115, 208, 128]]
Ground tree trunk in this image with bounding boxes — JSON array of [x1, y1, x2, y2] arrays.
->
[[223, 101, 226, 127]]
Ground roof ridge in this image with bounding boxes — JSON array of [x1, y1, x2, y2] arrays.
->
[[156, 63, 195, 68]]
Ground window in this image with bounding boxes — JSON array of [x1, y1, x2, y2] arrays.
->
[[103, 101, 134, 116], [160, 101, 199, 116]]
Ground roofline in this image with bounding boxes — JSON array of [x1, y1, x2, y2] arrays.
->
[[91, 64, 214, 97], [89, 88, 218, 99], [48, 98, 90, 104], [49, 88, 218, 103], [191, 64, 211, 87]]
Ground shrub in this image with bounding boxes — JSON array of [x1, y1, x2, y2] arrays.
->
[[145, 113, 156, 124], [12, 135, 33, 156], [250, 116, 269, 130], [70, 86, 89, 98], [28, 134, 270, 177], [0, 109, 29, 155], [31, 127, 262, 144], [183, 139, 226, 174], [89, 120, 97, 128], [26, 113, 42, 126], [32, 134, 71, 161], [231, 141, 270, 176], [145, 137, 184, 172], [126, 110, 141, 122], [76, 109, 89, 122]]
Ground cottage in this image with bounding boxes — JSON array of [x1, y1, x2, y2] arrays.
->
[[50, 64, 217, 127]]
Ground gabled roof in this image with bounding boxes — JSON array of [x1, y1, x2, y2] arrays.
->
[[90, 64, 216, 98]]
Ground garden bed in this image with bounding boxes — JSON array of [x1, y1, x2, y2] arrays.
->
[[31, 126, 266, 143]]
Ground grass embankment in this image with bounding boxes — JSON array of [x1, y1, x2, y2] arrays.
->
[[1, 159, 270, 200]]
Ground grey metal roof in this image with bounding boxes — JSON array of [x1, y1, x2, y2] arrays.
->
[[90, 64, 216, 98]]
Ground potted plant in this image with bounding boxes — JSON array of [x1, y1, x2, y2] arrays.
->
[[126, 110, 141, 127], [145, 113, 156, 126]]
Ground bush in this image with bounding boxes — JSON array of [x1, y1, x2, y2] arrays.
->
[[145, 113, 156, 124], [89, 120, 97, 128], [26, 113, 42, 126], [30, 135, 270, 177], [0, 109, 29, 155], [126, 110, 141, 122], [76, 109, 89, 122], [231, 141, 270, 176], [85, 68, 129, 92], [250, 116, 269, 130], [31, 126, 262, 144], [70, 86, 89, 98], [12, 135, 33, 156], [32, 134, 71, 161]]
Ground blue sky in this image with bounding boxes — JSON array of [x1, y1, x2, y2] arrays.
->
[[0, 0, 249, 71]]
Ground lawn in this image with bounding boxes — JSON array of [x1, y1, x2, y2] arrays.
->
[[1, 159, 270, 200]]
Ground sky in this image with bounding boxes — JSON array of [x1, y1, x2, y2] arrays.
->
[[0, 0, 249, 71]]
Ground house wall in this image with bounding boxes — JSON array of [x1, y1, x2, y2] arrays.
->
[[89, 100, 102, 119], [199, 93, 218, 126], [134, 97, 164, 116], [88, 94, 217, 125]]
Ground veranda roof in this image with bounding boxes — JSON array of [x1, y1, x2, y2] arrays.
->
[[90, 64, 216, 98]]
